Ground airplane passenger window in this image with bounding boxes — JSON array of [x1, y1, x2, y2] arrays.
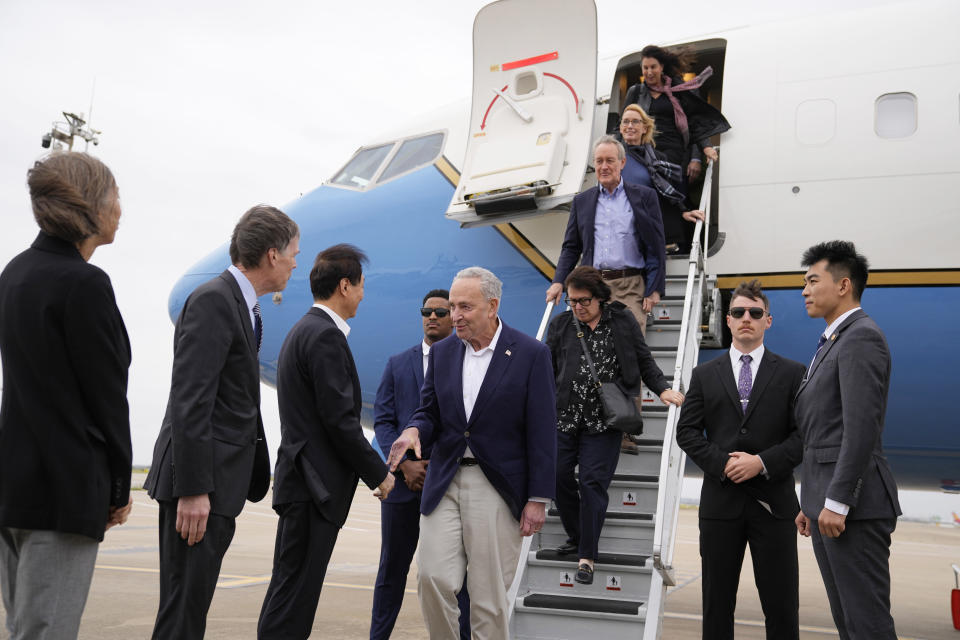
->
[[875, 93, 917, 138], [378, 132, 445, 183], [330, 143, 394, 188]]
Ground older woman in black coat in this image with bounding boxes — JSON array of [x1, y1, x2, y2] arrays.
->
[[546, 266, 683, 585], [0, 152, 132, 637]]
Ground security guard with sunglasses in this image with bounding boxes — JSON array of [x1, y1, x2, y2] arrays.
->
[[369, 289, 470, 640], [676, 279, 807, 640]]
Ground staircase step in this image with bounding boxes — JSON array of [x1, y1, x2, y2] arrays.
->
[[525, 550, 653, 601], [649, 347, 678, 372], [535, 549, 649, 567], [547, 508, 652, 521], [614, 443, 662, 476], [522, 593, 644, 615], [644, 324, 683, 348]]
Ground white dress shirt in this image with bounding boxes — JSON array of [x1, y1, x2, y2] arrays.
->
[[461, 320, 502, 423], [728, 344, 769, 481], [227, 264, 258, 330], [421, 340, 431, 377], [818, 306, 860, 517], [313, 303, 351, 337]]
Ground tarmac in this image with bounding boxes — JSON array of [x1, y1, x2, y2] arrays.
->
[[2, 473, 958, 639]]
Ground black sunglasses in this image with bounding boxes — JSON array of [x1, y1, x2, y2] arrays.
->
[[729, 307, 765, 320], [564, 296, 594, 308], [420, 307, 450, 318]]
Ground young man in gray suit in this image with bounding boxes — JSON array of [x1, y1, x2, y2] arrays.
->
[[794, 240, 901, 640], [144, 205, 300, 639]]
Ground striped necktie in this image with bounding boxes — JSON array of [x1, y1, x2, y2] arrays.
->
[[807, 334, 828, 375], [253, 301, 263, 352]]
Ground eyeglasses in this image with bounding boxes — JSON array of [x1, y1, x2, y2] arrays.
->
[[729, 307, 766, 320], [565, 296, 594, 308], [421, 307, 450, 318], [620, 119, 643, 127]]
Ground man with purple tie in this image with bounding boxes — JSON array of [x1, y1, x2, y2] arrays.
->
[[676, 280, 806, 640]]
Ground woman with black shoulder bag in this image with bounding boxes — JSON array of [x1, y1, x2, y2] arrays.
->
[[545, 266, 684, 584]]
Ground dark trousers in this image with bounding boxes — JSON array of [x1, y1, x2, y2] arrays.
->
[[810, 517, 897, 640], [370, 499, 470, 640], [555, 428, 622, 560], [258, 501, 341, 639], [699, 499, 799, 640], [152, 500, 236, 640]]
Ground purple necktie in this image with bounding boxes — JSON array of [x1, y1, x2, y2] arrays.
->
[[738, 354, 753, 414]]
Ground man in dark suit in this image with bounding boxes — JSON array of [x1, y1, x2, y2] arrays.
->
[[370, 289, 470, 640], [676, 279, 805, 640], [258, 244, 394, 639], [144, 205, 300, 639], [388, 267, 556, 639], [545, 135, 667, 455], [795, 241, 901, 640], [545, 134, 666, 329]]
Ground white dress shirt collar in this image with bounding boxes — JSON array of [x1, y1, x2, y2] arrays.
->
[[460, 317, 502, 355], [313, 303, 351, 337], [823, 306, 861, 341], [729, 343, 765, 375], [227, 264, 257, 329]]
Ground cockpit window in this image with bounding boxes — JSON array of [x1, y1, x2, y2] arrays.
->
[[330, 143, 394, 188], [378, 132, 445, 183]]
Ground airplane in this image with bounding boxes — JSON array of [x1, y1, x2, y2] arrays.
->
[[168, 0, 959, 497]]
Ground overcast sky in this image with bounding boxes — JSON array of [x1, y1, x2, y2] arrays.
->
[[0, 0, 908, 467]]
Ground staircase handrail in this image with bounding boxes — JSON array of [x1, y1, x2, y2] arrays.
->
[[651, 159, 714, 581]]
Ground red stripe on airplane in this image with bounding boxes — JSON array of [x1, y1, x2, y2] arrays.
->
[[480, 85, 509, 130], [502, 51, 558, 71], [544, 72, 579, 114]]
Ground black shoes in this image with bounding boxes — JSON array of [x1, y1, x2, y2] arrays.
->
[[575, 563, 594, 585], [555, 541, 578, 555]]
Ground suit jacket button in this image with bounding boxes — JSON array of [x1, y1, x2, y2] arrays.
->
[[739, 428, 747, 434], [464, 431, 470, 438]]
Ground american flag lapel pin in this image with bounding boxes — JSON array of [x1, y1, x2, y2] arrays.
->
[[505, 349, 512, 356]]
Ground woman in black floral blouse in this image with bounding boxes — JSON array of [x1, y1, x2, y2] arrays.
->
[[546, 266, 684, 584]]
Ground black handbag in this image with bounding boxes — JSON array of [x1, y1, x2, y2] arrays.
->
[[571, 314, 644, 435]]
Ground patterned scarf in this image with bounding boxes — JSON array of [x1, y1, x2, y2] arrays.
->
[[625, 142, 685, 206], [645, 66, 714, 147]]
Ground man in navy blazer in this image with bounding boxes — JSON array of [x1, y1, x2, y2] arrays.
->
[[369, 289, 469, 640], [388, 267, 556, 639], [795, 241, 901, 639], [546, 135, 667, 328]]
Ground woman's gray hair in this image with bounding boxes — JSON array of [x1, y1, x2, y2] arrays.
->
[[453, 266, 502, 301], [593, 134, 625, 161]]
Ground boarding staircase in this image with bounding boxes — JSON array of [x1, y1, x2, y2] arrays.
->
[[510, 162, 721, 639]]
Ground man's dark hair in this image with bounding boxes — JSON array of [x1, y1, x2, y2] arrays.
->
[[229, 204, 299, 269], [564, 266, 612, 303], [422, 289, 449, 306], [730, 279, 769, 311], [801, 240, 869, 301], [310, 244, 368, 300]]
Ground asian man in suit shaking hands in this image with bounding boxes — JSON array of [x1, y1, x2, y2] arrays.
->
[[676, 279, 805, 640]]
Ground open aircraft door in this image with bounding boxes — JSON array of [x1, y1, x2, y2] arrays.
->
[[446, 0, 597, 228]]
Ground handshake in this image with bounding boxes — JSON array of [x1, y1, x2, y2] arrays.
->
[[373, 427, 425, 502]]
